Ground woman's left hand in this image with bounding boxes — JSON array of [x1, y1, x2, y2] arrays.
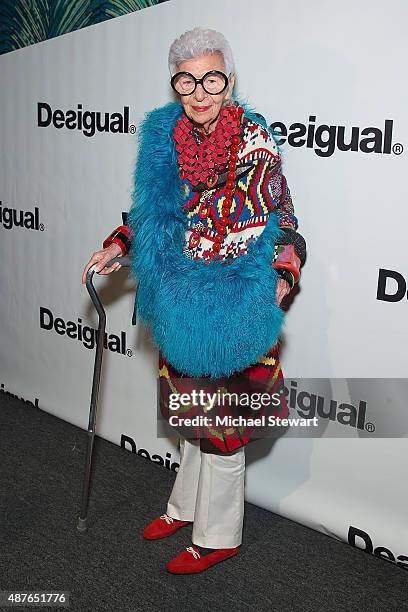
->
[[275, 278, 291, 305]]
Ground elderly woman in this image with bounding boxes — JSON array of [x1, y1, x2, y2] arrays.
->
[[82, 27, 305, 574]]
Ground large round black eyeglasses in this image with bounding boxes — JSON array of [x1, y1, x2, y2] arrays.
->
[[171, 70, 229, 96]]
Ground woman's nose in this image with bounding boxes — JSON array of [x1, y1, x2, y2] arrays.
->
[[193, 83, 206, 102]]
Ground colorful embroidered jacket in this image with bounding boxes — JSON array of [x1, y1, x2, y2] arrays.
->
[[103, 113, 305, 287], [102, 106, 306, 453]]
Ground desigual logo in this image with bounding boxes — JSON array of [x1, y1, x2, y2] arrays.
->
[[376, 268, 408, 302], [348, 526, 408, 569], [37, 102, 136, 137], [284, 380, 372, 431], [269, 116, 402, 158], [39, 306, 132, 355], [0, 202, 43, 231], [121, 434, 180, 472], [1, 382, 40, 409]]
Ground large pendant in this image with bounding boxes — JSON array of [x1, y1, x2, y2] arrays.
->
[[206, 173, 218, 189]]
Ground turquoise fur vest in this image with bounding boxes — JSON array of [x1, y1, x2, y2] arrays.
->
[[128, 101, 285, 379]]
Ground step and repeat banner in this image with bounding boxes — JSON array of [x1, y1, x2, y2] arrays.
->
[[1, 0, 407, 570]]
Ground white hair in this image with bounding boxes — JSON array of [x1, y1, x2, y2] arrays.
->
[[168, 27, 235, 76]]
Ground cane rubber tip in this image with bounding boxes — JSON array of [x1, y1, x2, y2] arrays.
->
[[77, 517, 87, 532]]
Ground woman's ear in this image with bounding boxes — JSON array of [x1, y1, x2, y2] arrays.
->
[[230, 72, 236, 92], [225, 72, 236, 101]]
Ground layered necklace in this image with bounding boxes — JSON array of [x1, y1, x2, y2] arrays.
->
[[173, 103, 243, 258]]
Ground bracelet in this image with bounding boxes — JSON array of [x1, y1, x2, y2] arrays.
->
[[104, 236, 127, 256], [272, 243, 301, 283], [275, 227, 307, 266], [275, 268, 295, 289]]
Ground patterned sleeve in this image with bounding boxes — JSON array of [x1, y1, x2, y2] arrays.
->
[[255, 121, 306, 286], [102, 224, 133, 256], [268, 155, 298, 231]]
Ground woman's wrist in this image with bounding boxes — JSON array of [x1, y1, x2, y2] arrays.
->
[[106, 241, 124, 257]]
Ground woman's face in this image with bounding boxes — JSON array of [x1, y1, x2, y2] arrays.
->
[[175, 52, 235, 134]]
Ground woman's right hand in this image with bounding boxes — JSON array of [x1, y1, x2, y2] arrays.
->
[[81, 243, 123, 284]]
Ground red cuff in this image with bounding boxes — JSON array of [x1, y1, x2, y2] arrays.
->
[[102, 225, 132, 256]]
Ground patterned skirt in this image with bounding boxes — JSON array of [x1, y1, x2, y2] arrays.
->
[[158, 343, 289, 455]]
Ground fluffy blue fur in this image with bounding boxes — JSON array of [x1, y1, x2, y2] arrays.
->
[[128, 100, 285, 378]]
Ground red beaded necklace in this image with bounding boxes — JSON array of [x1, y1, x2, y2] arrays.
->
[[173, 103, 243, 258]]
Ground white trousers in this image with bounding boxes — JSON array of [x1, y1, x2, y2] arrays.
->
[[166, 438, 245, 548]]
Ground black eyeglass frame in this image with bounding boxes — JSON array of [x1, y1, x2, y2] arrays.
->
[[170, 70, 230, 96]]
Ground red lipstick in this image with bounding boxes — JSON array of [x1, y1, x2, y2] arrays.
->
[[192, 106, 210, 112]]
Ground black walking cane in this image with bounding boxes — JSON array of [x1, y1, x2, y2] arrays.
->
[[77, 254, 136, 531]]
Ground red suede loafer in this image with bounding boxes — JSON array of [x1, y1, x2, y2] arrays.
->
[[166, 545, 240, 574], [143, 513, 192, 540]]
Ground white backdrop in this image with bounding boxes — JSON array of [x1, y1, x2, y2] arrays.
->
[[1, 0, 407, 570]]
